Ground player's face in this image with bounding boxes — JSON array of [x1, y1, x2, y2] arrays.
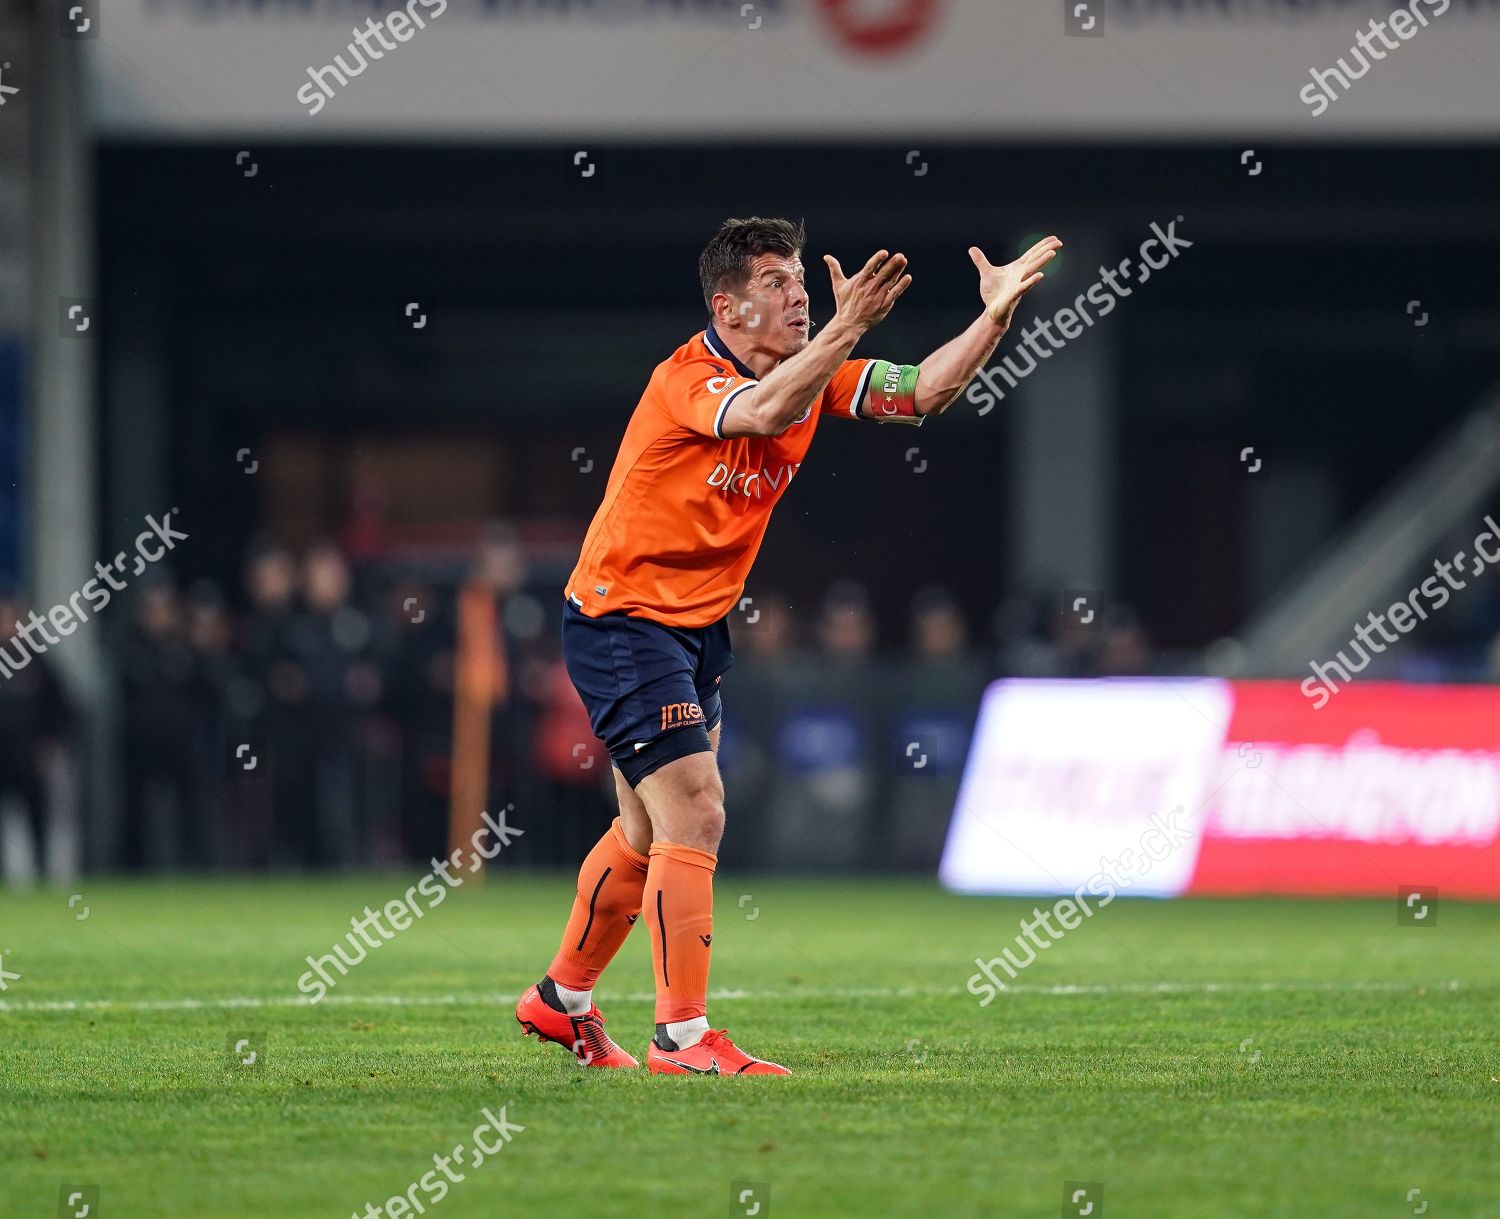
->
[[737, 252, 810, 358]]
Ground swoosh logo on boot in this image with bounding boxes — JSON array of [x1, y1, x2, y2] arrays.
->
[[661, 1055, 720, 1075]]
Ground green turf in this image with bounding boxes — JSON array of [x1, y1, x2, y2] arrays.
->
[[2, 875, 1497, 1218]]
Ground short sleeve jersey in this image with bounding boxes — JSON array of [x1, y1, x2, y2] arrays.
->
[[566, 325, 882, 627]]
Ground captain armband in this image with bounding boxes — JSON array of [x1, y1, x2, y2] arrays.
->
[[863, 360, 923, 425]]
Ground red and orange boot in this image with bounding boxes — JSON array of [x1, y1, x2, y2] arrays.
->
[[646, 1028, 791, 1076], [515, 981, 639, 1069]]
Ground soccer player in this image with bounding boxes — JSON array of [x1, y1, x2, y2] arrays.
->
[[516, 217, 1060, 1074]]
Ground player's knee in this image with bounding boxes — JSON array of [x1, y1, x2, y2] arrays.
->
[[696, 803, 726, 847], [697, 767, 725, 805], [678, 776, 725, 846], [687, 780, 725, 827]]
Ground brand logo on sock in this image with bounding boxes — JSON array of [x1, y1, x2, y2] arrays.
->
[[625, 914, 640, 924], [699, 934, 712, 946]]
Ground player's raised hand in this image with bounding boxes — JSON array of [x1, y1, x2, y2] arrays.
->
[[823, 249, 913, 331], [970, 235, 1061, 329]]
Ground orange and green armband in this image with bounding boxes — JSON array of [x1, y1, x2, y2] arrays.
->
[[864, 360, 922, 424]]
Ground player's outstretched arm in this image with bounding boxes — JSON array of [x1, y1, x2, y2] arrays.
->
[[910, 235, 1061, 417], [720, 249, 912, 438]]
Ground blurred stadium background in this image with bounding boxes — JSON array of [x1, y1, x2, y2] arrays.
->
[[6, 5, 1500, 1218], [1, 0, 1498, 896]]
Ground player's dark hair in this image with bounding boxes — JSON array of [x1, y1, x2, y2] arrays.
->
[[699, 216, 806, 313]]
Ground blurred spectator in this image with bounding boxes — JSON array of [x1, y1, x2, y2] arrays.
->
[[716, 591, 797, 868], [911, 586, 968, 662], [273, 541, 381, 869], [992, 588, 1151, 678], [245, 540, 298, 630], [241, 539, 300, 712], [380, 575, 455, 864], [185, 581, 238, 867], [339, 465, 397, 562], [0, 595, 73, 880], [993, 589, 1087, 677], [121, 579, 204, 870], [1097, 606, 1152, 676], [238, 540, 301, 867], [767, 581, 882, 870], [887, 588, 987, 871], [817, 578, 877, 661], [992, 592, 1053, 676]]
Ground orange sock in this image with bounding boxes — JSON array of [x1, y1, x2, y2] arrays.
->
[[646, 841, 717, 1024], [547, 817, 650, 991]]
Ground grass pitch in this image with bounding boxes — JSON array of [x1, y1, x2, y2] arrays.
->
[[2, 874, 1497, 1218]]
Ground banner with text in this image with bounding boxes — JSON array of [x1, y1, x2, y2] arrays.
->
[[940, 678, 1500, 900], [83, 0, 1500, 138]]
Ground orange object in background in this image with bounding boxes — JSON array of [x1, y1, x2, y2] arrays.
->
[[448, 580, 508, 877]]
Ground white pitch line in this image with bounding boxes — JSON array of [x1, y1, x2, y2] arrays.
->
[[0, 978, 1457, 1014]]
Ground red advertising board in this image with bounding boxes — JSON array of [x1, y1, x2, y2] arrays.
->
[[941, 679, 1500, 900]]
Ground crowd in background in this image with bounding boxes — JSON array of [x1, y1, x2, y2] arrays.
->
[[0, 528, 1159, 880], [8, 523, 1500, 880]]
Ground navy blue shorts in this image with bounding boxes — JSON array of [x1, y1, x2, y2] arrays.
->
[[561, 600, 732, 787]]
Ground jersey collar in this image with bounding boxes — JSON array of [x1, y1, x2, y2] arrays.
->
[[703, 324, 760, 382]]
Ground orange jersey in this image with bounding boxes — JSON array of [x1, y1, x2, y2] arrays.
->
[[567, 325, 886, 627]]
